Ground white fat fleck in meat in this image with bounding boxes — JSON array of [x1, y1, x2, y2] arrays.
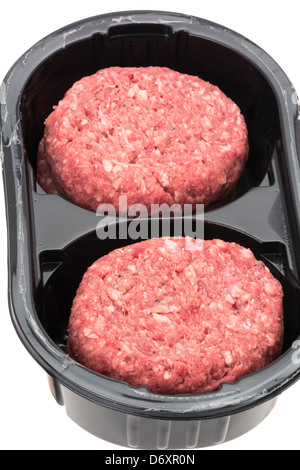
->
[[223, 350, 233, 366], [102, 159, 113, 172], [230, 284, 244, 298], [266, 334, 276, 346], [163, 370, 172, 380], [138, 89, 148, 99], [164, 239, 179, 251], [120, 342, 132, 355], [159, 173, 170, 186], [152, 302, 170, 314], [127, 83, 143, 99], [155, 78, 163, 93], [264, 280, 277, 295], [127, 264, 137, 273], [62, 116, 70, 127], [201, 116, 212, 128], [112, 164, 122, 174], [98, 109, 110, 127], [152, 313, 171, 324], [225, 293, 235, 304], [183, 264, 197, 283], [220, 144, 232, 152], [107, 287, 121, 301], [83, 328, 99, 339], [107, 305, 115, 312], [214, 239, 228, 249]]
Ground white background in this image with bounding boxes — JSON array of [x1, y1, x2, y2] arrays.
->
[[1, 0, 300, 451]]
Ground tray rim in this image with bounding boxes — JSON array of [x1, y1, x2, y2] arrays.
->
[[1, 10, 300, 419]]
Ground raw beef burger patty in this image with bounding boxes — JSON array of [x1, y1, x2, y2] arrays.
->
[[67, 237, 284, 395], [37, 66, 249, 212]]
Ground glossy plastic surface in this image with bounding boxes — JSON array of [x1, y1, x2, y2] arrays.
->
[[1, 11, 300, 448]]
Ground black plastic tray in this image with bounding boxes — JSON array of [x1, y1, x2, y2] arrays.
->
[[1, 10, 300, 449]]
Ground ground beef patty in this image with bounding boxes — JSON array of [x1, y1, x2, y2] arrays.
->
[[67, 237, 284, 395], [37, 66, 249, 213]]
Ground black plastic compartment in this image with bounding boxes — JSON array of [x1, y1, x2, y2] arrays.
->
[[2, 11, 300, 449]]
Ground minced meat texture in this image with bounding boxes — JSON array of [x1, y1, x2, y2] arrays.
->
[[37, 66, 249, 213], [67, 237, 284, 395]]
